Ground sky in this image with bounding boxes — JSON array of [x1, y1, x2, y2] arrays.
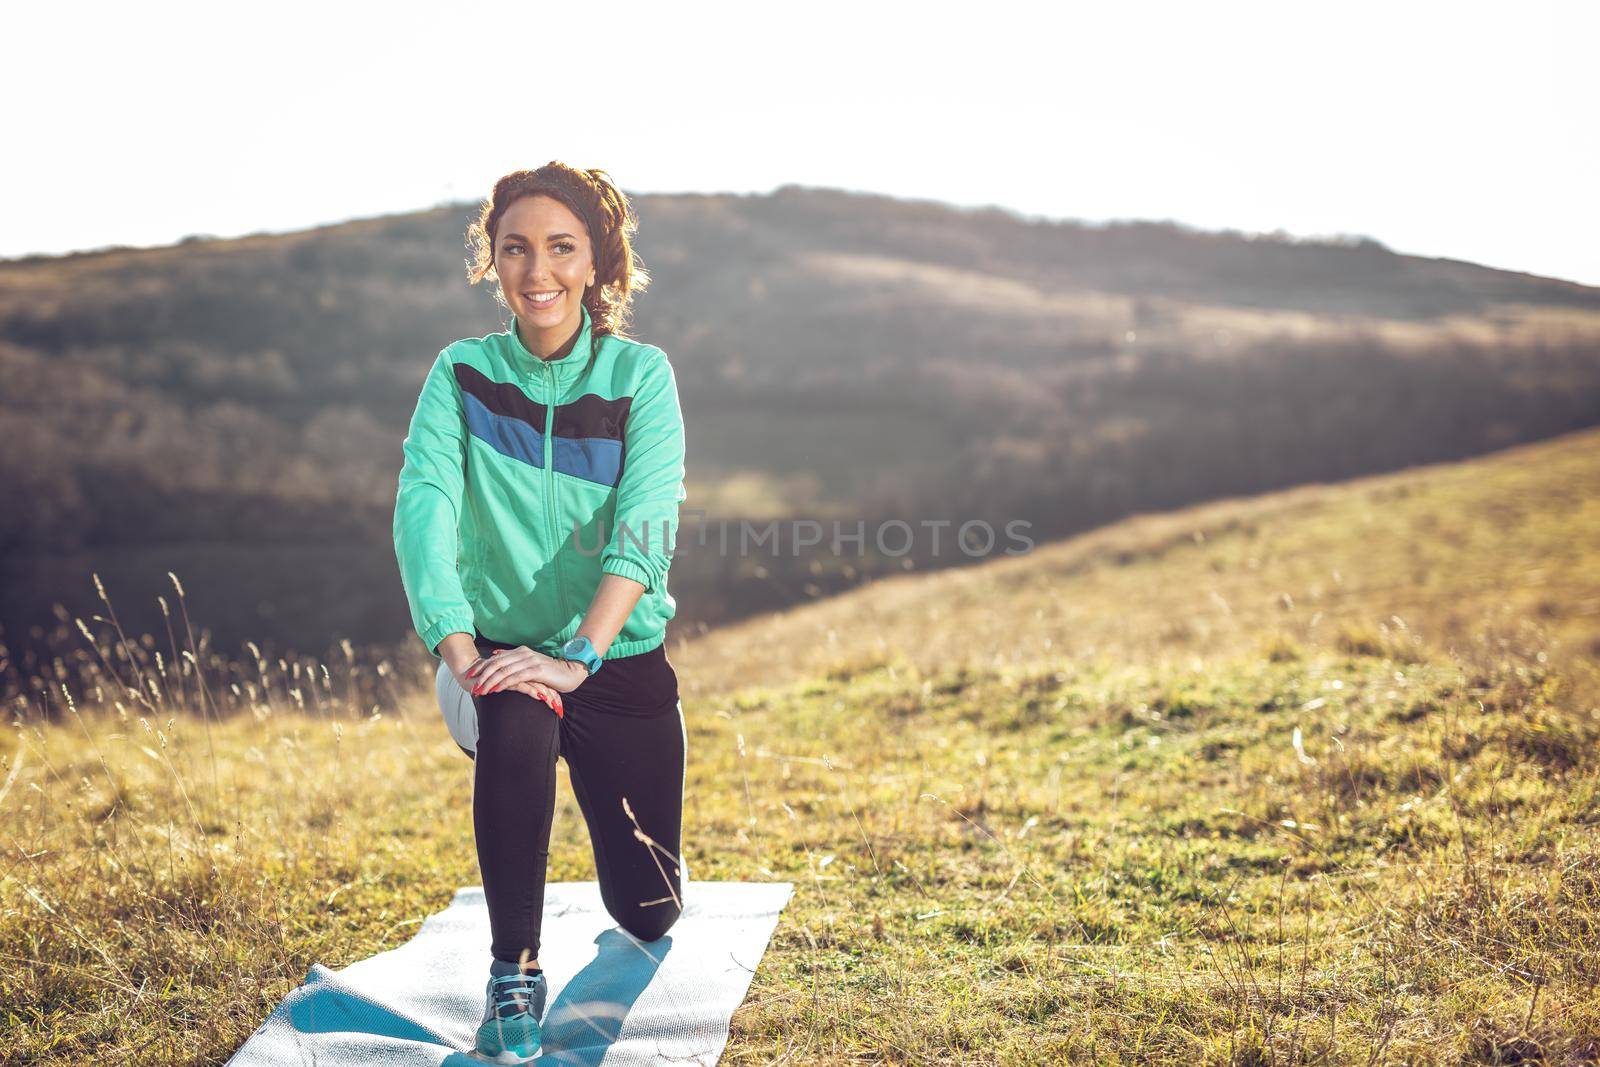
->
[[4, 0, 1597, 285]]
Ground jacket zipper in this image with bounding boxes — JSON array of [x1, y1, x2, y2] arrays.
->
[[542, 360, 568, 648]]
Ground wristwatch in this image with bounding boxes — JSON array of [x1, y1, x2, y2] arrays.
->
[[559, 634, 604, 676]]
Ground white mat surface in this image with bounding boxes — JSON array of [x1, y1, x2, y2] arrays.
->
[[225, 880, 794, 1066]]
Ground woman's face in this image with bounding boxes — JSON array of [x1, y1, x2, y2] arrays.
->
[[494, 194, 596, 334]]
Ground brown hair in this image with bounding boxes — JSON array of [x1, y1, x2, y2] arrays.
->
[[465, 162, 651, 339]]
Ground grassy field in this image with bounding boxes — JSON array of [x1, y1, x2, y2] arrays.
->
[[4, 427, 1600, 1063]]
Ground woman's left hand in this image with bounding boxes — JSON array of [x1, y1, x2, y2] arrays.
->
[[467, 646, 590, 696]]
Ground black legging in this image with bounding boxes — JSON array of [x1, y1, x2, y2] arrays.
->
[[464, 631, 687, 964]]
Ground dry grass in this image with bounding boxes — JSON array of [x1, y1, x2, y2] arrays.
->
[[5, 429, 1600, 1063]]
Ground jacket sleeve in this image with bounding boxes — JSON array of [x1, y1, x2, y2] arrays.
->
[[393, 349, 477, 656], [602, 348, 687, 596]]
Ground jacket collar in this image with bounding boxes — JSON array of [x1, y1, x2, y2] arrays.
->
[[507, 301, 594, 382]]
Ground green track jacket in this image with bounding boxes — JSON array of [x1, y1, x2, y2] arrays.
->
[[393, 302, 686, 659]]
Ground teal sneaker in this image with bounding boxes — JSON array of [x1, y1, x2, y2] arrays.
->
[[474, 958, 546, 1063]]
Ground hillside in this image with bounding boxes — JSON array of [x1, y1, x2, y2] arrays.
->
[[4, 185, 1600, 673], [672, 422, 1600, 704], [3, 427, 1598, 1062]]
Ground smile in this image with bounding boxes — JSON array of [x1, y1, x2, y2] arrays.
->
[[524, 290, 562, 307]]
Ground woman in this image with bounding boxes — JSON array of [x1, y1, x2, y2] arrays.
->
[[393, 162, 689, 1063]]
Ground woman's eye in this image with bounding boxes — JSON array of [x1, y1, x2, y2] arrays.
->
[[555, 242, 575, 254], [504, 243, 524, 254]]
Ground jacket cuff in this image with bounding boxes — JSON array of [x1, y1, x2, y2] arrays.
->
[[601, 557, 657, 595], [421, 614, 477, 658]]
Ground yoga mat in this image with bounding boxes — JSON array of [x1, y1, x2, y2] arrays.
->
[[225, 879, 794, 1066]]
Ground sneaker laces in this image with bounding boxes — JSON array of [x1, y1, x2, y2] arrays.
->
[[488, 970, 544, 1021]]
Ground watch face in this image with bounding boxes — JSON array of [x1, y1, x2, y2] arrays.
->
[[562, 637, 595, 670]]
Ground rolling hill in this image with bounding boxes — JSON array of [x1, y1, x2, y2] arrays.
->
[[3, 185, 1599, 681]]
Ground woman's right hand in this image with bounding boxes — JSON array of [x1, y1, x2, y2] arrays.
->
[[510, 678, 565, 717], [450, 655, 564, 717]]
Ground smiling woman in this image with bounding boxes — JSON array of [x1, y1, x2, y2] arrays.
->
[[392, 161, 689, 1063], [466, 163, 650, 358]]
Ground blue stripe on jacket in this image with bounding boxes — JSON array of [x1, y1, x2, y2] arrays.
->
[[464, 393, 623, 486]]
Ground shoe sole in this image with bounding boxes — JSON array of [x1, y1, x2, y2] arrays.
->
[[468, 1049, 541, 1065]]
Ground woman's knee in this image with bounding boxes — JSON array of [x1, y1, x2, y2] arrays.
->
[[619, 898, 682, 943], [474, 691, 556, 761]]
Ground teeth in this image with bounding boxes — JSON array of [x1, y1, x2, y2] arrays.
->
[[528, 291, 561, 303]]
